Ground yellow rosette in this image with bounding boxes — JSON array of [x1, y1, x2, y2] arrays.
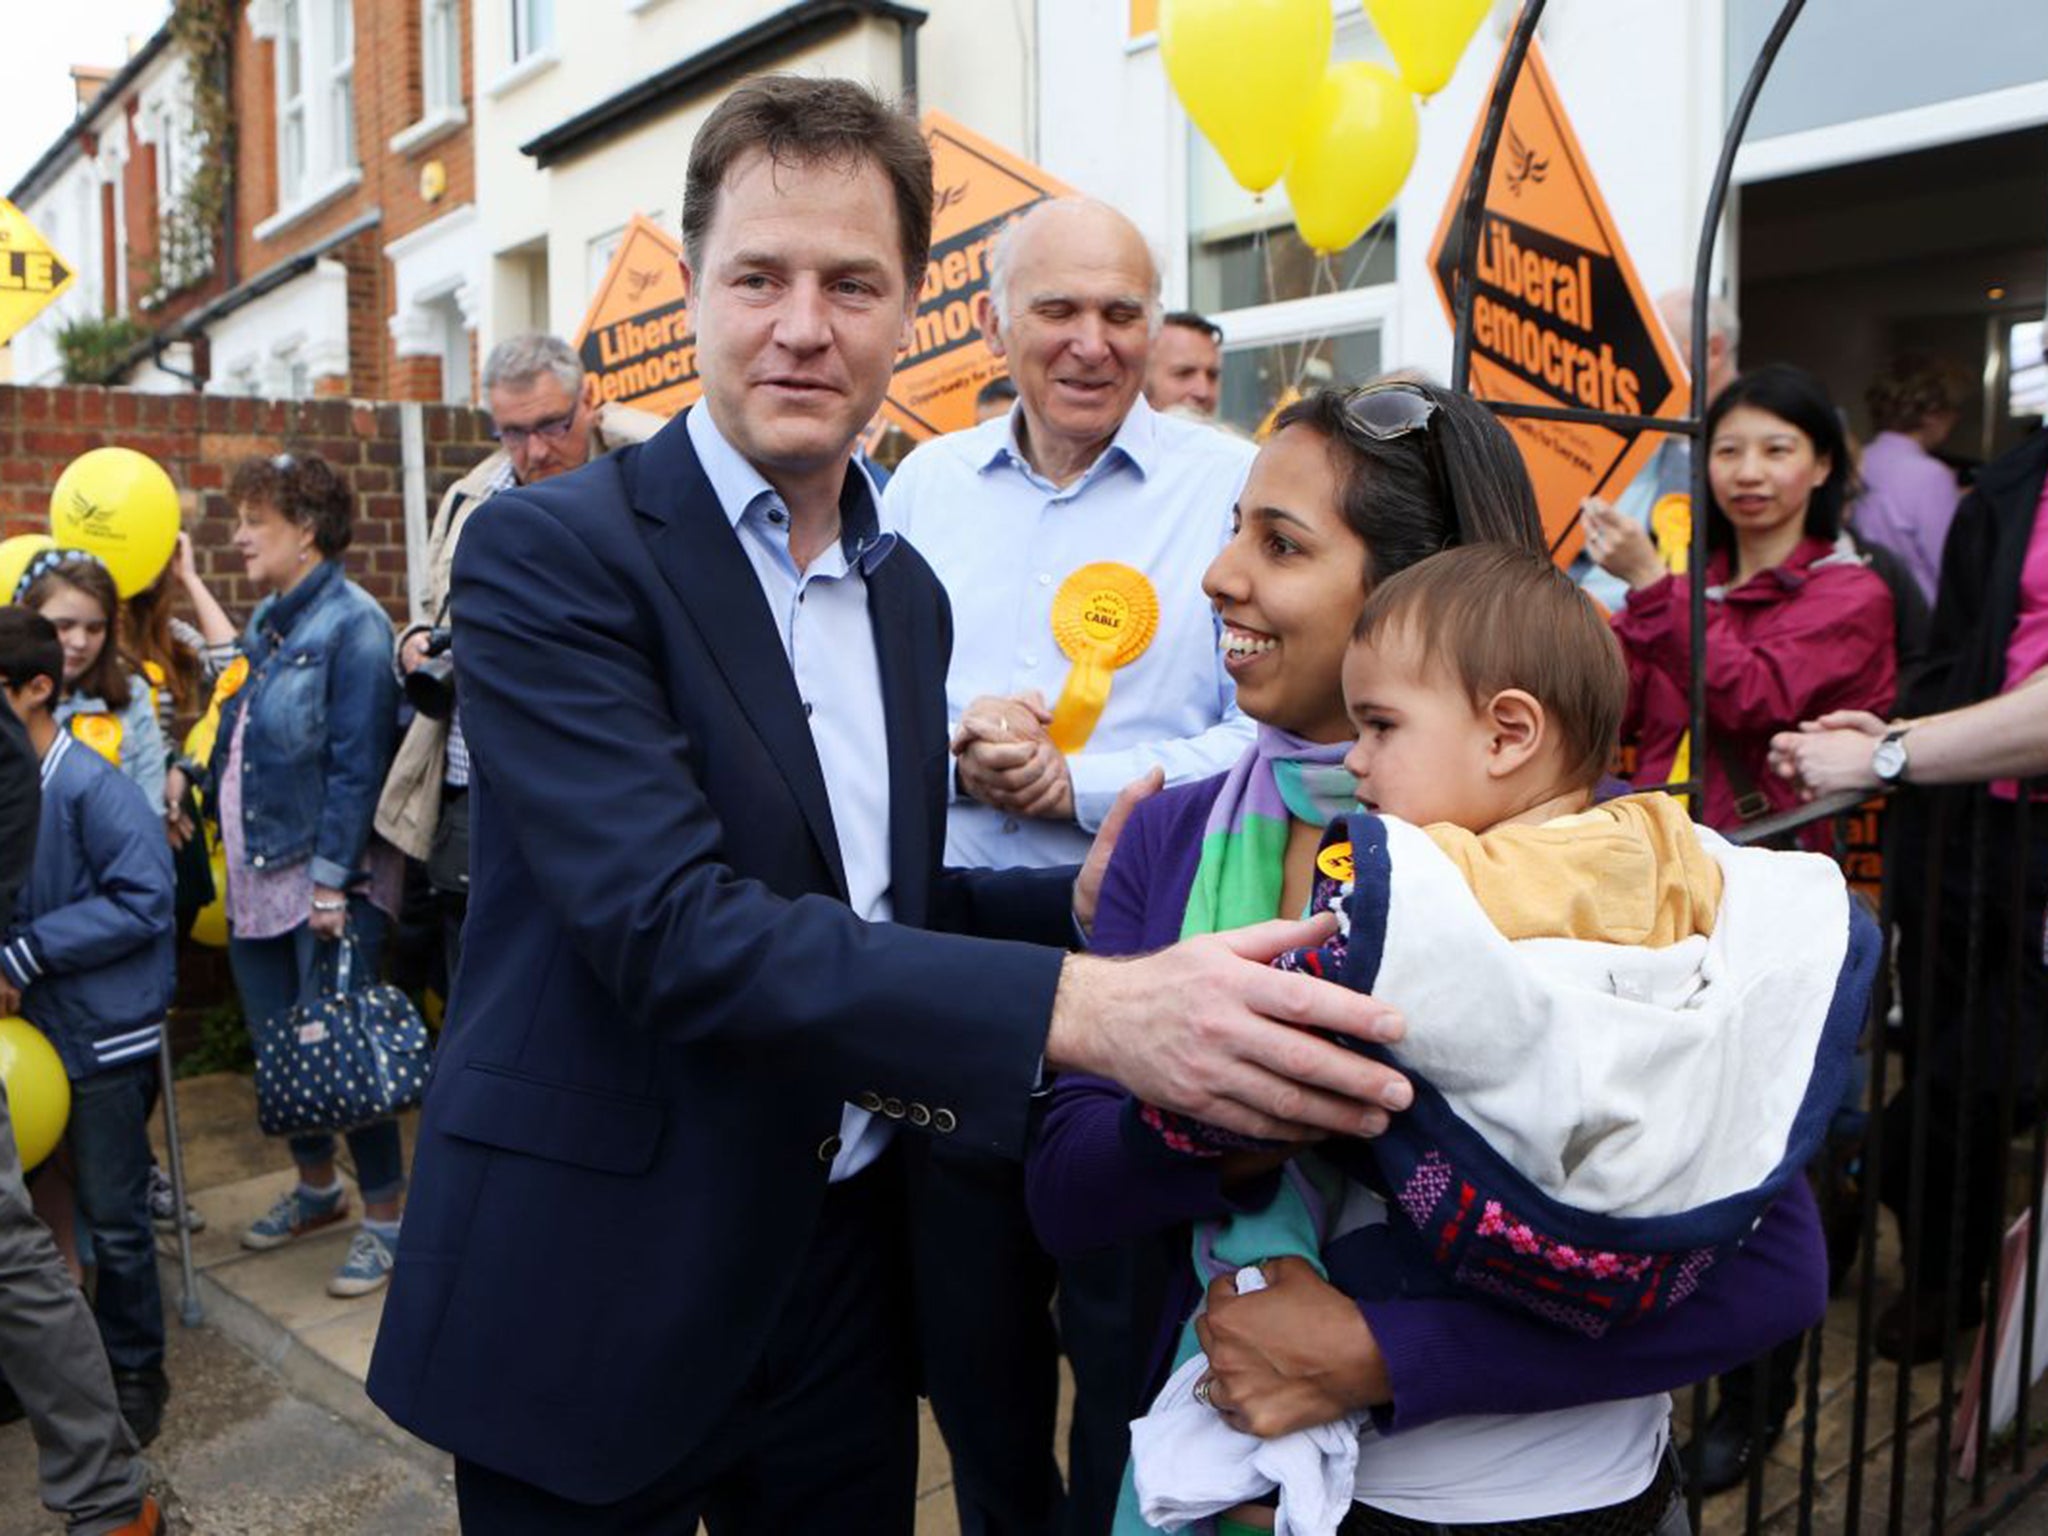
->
[[70, 713, 124, 766], [212, 654, 250, 703], [180, 654, 250, 774], [1047, 563, 1160, 755]]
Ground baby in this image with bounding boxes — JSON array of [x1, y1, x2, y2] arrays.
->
[[1125, 545, 1874, 1535]]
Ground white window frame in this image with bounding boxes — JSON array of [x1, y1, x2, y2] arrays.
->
[[391, 0, 468, 152], [133, 59, 213, 293], [328, 0, 356, 172], [424, 0, 461, 115], [278, 0, 310, 205], [152, 106, 179, 223], [1211, 286, 1402, 426], [254, 0, 363, 240], [1734, 79, 2048, 184], [97, 131, 130, 313], [511, 0, 554, 63]]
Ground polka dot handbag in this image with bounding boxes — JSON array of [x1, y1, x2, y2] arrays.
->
[[252, 932, 433, 1137]]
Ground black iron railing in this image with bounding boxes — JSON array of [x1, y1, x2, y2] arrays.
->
[[1700, 784, 2048, 1532]]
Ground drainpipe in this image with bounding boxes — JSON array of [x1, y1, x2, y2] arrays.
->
[[150, 332, 206, 392], [898, 11, 922, 111], [216, 31, 237, 294], [399, 403, 431, 623]]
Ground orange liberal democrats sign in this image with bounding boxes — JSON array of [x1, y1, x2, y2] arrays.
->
[[1428, 40, 1687, 564], [574, 215, 697, 417], [572, 114, 1070, 443], [878, 111, 1073, 440]]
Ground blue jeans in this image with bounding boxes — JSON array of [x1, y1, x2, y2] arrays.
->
[[228, 901, 406, 1205], [67, 1058, 166, 1375]]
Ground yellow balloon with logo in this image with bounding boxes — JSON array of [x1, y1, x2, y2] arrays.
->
[[1285, 62, 1419, 255], [0, 1016, 71, 1171], [0, 534, 57, 605], [48, 448, 180, 599], [1362, 0, 1491, 98], [1161, 0, 1333, 194]]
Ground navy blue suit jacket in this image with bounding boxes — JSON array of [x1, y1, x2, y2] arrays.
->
[[366, 410, 1075, 1502]]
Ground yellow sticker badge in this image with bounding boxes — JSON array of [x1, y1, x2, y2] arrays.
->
[[1317, 841, 1355, 882], [1047, 562, 1160, 754], [70, 713, 123, 766], [1650, 492, 1691, 575]]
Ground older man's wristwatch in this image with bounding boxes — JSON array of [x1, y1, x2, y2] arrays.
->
[[1872, 726, 1912, 786]]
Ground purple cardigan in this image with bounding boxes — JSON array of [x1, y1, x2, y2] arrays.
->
[[1025, 775, 1830, 1432]]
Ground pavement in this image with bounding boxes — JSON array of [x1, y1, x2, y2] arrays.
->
[[5, 1070, 2048, 1534], [0, 1071, 972, 1536]]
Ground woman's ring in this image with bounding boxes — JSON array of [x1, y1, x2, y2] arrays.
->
[[1193, 1376, 1215, 1409]]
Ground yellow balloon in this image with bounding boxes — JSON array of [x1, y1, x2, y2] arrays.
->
[[1285, 62, 1420, 255], [0, 1016, 71, 1172], [1162, 0, 1333, 194], [1363, 0, 1491, 98], [48, 448, 181, 599], [0, 533, 56, 605]]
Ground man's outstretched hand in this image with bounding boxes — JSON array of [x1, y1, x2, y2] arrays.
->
[[1045, 914, 1410, 1140]]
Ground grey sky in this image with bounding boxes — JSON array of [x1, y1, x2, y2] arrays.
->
[[4, 2, 174, 199]]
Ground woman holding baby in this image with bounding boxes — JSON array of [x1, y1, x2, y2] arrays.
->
[[1028, 382, 1845, 1535]]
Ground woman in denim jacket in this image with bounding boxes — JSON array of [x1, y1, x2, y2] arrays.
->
[[209, 453, 405, 1298]]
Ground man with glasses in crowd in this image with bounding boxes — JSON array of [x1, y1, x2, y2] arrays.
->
[[375, 334, 659, 976]]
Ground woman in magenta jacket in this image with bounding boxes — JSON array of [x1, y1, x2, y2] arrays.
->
[[1584, 365, 1894, 1484], [1586, 364, 1897, 843], [1027, 384, 1829, 1533]]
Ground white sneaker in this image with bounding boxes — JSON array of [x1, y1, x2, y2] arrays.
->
[[148, 1163, 205, 1233], [327, 1226, 397, 1298]]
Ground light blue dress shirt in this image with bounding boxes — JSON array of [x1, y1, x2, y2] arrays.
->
[[686, 404, 899, 1182], [883, 396, 1257, 871]]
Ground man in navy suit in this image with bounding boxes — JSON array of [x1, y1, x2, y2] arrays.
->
[[367, 75, 1410, 1533]]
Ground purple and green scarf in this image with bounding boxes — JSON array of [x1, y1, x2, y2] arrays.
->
[[1181, 725, 1359, 938]]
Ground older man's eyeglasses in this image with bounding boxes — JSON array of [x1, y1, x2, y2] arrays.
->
[[490, 405, 582, 450]]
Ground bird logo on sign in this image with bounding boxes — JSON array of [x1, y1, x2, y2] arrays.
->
[[624, 266, 662, 304], [1504, 127, 1549, 197]]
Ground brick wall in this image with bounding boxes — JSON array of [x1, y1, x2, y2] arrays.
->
[[0, 384, 495, 626]]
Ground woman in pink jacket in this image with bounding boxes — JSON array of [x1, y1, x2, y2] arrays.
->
[[1586, 361, 1896, 1487], [1586, 363, 1897, 847]]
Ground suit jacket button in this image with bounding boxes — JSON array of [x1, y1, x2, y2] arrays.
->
[[882, 1097, 906, 1120], [817, 1135, 842, 1164], [857, 1090, 883, 1113], [932, 1108, 957, 1134], [908, 1102, 932, 1128]]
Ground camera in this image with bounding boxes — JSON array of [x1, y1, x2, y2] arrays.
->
[[405, 627, 457, 721]]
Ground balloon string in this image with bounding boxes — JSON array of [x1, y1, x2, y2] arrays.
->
[[1289, 256, 1331, 392], [1347, 216, 1392, 293]]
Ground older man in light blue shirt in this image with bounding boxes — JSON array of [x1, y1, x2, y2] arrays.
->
[[881, 196, 1254, 1536], [885, 206, 1254, 873]]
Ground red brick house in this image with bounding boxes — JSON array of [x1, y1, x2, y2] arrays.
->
[[6, 0, 480, 404]]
